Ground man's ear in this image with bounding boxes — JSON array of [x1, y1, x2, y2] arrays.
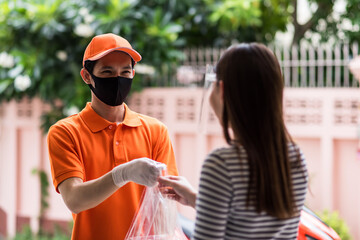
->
[[80, 68, 91, 84], [132, 69, 135, 77]]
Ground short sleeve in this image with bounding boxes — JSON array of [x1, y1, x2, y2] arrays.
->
[[152, 125, 178, 176], [193, 152, 232, 240], [47, 124, 84, 193]]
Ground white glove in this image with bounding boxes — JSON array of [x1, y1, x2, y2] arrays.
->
[[112, 157, 166, 188]]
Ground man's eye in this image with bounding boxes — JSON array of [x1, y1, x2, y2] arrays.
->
[[102, 70, 112, 74]]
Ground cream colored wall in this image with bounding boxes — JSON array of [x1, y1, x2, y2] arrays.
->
[[1, 88, 360, 239]]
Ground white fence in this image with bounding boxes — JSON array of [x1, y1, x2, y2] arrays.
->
[[173, 42, 359, 88]]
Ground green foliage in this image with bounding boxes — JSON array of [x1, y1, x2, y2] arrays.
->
[[31, 169, 50, 217], [0, 0, 178, 132], [206, 0, 262, 30], [27, 169, 72, 239], [12, 226, 33, 240], [12, 225, 70, 240], [288, 0, 360, 45], [179, 0, 290, 46], [342, 0, 360, 43], [317, 209, 352, 240], [0, 0, 92, 132], [0, 0, 299, 132]]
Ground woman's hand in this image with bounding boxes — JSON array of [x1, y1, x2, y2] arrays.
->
[[158, 176, 197, 208]]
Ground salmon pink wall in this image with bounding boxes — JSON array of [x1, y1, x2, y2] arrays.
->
[[333, 139, 360, 237], [1, 88, 360, 239]]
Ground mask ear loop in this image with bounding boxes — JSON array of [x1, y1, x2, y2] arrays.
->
[[198, 64, 216, 133]]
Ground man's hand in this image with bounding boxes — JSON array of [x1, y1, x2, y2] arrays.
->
[[112, 158, 166, 187], [58, 158, 165, 214]]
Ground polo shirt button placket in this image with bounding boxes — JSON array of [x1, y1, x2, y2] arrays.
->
[[113, 124, 125, 165], [115, 125, 120, 146]]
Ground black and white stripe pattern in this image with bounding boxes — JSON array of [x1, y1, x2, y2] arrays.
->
[[193, 143, 308, 240]]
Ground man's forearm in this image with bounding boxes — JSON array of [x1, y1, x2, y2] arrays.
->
[[58, 171, 118, 214]]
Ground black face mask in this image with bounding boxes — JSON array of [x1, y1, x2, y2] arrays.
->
[[87, 72, 133, 106]]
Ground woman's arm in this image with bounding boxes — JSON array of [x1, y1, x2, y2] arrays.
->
[[192, 154, 232, 240]]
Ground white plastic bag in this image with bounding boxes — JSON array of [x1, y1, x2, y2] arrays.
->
[[125, 185, 188, 240]]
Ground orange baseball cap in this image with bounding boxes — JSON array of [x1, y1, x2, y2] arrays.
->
[[82, 33, 142, 66]]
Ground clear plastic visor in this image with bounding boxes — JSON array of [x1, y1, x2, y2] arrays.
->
[[198, 64, 216, 131]]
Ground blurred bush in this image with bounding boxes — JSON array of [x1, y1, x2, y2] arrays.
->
[[0, 0, 289, 132], [12, 225, 70, 240], [318, 209, 352, 240], [0, 0, 187, 132]]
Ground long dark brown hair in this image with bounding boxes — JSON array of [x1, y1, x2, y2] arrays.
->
[[216, 43, 299, 219]]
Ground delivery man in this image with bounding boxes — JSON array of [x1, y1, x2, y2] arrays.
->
[[47, 33, 179, 239]]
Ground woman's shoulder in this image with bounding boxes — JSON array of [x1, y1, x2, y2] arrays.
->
[[287, 141, 300, 151], [205, 145, 247, 167], [201, 147, 235, 184], [287, 141, 308, 176], [208, 145, 240, 158], [287, 141, 305, 160]]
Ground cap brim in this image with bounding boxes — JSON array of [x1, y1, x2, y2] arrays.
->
[[86, 47, 142, 63]]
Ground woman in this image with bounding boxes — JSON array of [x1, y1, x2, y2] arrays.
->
[[159, 43, 308, 239]]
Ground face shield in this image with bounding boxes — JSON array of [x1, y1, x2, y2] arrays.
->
[[198, 64, 216, 132]]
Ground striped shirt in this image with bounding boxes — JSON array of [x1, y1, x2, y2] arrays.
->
[[193, 143, 308, 240]]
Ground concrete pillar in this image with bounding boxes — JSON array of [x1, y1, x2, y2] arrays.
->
[[321, 94, 334, 210], [1, 101, 18, 237]]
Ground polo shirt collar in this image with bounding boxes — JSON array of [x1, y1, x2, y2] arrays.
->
[[122, 104, 142, 127], [80, 103, 142, 132]]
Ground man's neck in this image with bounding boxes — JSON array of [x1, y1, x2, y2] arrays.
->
[[90, 98, 125, 123]]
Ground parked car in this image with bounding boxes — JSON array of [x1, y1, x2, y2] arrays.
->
[[178, 206, 341, 240], [298, 206, 340, 240]]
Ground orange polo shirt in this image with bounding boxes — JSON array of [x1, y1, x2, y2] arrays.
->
[[47, 103, 178, 240]]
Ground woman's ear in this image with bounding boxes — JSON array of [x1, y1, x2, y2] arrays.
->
[[80, 68, 92, 84]]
